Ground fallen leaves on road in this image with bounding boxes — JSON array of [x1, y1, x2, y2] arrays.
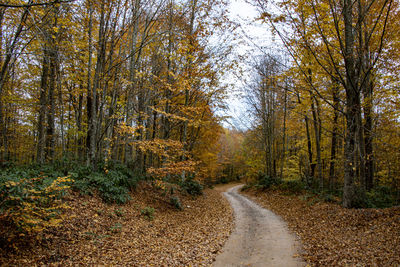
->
[[243, 188, 400, 266], [0, 182, 233, 266]]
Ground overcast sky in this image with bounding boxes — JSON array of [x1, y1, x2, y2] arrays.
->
[[222, 0, 271, 130]]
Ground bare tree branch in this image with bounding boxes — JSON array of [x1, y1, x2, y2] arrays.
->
[[0, 0, 75, 8]]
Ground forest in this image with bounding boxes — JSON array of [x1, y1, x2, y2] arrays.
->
[[0, 0, 399, 265], [225, 0, 400, 209]]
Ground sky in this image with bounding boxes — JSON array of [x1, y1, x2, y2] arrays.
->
[[222, 0, 274, 130]]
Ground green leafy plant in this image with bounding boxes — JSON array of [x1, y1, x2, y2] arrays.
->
[[109, 223, 122, 233], [180, 176, 203, 196], [278, 180, 305, 194], [255, 172, 281, 190], [140, 207, 155, 220], [96, 209, 104, 216], [114, 208, 124, 217], [0, 175, 73, 233], [170, 196, 183, 210]]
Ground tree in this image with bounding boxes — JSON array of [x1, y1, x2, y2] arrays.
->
[[255, 0, 395, 207]]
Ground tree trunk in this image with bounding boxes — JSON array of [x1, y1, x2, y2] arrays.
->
[[329, 82, 340, 191], [296, 92, 313, 181], [45, 47, 57, 162], [308, 71, 323, 191], [86, 1, 94, 166], [0, 7, 29, 161], [88, 0, 106, 168], [37, 48, 50, 164], [163, 0, 174, 141], [343, 0, 359, 208], [363, 27, 374, 191], [280, 84, 287, 179], [181, 0, 198, 173]]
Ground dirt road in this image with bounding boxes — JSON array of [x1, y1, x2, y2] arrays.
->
[[213, 185, 304, 267]]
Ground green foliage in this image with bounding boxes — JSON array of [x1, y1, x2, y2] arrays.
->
[[72, 178, 93, 196], [366, 186, 396, 208], [0, 161, 145, 206], [69, 162, 145, 204], [240, 184, 253, 191], [255, 172, 281, 189], [0, 175, 73, 233], [114, 208, 124, 217], [170, 196, 183, 210], [141, 207, 155, 220], [96, 209, 104, 216], [88, 172, 131, 204], [251, 172, 306, 195], [353, 186, 396, 208], [109, 222, 122, 233], [277, 180, 305, 194], [321, 193, 337, 203], [180, 177, 203, 196]]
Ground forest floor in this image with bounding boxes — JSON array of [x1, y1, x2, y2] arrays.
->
[[242, 187, 400, 266], [0, 182, 233, 266]]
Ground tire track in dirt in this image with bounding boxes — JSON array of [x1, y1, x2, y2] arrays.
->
[[213, 185, 304, 267]]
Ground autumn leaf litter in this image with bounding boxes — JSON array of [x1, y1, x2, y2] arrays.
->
[[243, 188, 400, 266], [1, 182, 233, 266]]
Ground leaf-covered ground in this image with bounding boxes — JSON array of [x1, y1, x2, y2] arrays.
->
[[1, 183, 233, 266], [243, 188, 400, 266]]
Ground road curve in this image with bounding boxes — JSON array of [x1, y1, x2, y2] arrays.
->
[[213, 185, 304, 267]]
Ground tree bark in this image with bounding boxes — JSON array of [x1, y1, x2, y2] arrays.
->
[[37, 48, 50, 164], [308, 70, 323, 190], [342, 0, 360, 208], [280, 83, 287, 179], [86, 1, 94, 166], [329, 81, 340, 191]]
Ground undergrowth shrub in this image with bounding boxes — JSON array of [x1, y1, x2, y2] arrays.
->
[[252, 172, 306, 194], [180, 176, 203, 196], [114, 208, 124, 217], [1, 161, 144, 205], [70, 162, 144, 204], [0, 175, 73, 233], [320, 193, 337, 203], [141, 207, 155, 220], [366, 186, 395, 208], [352, 186, 396, 208], [278, 180, 305, 194], [170, 195, 183, 210], [255, 172, 281, 189], [89, 171, 131, 204]]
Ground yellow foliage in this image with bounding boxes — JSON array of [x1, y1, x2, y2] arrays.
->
[[3, 176, 73, 233]]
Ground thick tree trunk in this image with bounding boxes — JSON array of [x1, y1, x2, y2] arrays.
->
[[45, 48, 57, 161], [37, 49, 50, 164], [343, 0, 359, 208], [87, 0, 106, 168], [363, 30, 374, 191], [343, 93, 358, 208]]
